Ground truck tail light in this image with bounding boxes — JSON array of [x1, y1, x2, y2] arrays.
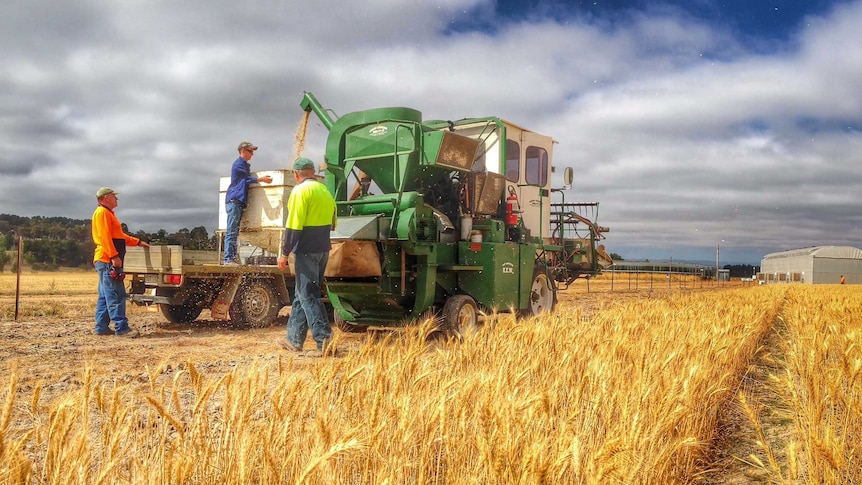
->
[[164, 274, 183, 285]]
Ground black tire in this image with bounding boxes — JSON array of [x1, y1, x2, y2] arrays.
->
[[229, 280, 281, 328], [159, 303, 204, 324], [521, 264, 556, 317], [441, 294, 479, 336], [333, 311, 367, 333]]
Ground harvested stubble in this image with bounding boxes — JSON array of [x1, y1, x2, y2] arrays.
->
[[3, 285, 859, 483]]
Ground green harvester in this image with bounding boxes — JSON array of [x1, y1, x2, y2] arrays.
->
[[300, 92, 610, 332]]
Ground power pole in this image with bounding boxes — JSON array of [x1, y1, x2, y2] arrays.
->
[[715, 243, 720, 284]]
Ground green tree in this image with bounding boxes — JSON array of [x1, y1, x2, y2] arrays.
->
[[172, 228, 191, 247], [189, 226, 213, 250], [152, 229, 168, 244], [610, 253, 624, 261]]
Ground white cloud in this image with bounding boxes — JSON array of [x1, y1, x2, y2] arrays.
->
[[1, 0, 860, 263]]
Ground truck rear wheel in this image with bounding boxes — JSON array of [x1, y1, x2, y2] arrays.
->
[[522, 264, 556, 317], [229, 280, 281, 328], [441, 294, 479, 336], [159, 303, 204, 324]]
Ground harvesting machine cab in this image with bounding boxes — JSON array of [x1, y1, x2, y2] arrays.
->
[[300, 92, 609, 332]]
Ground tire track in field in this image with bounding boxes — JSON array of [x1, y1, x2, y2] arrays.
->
[[703, 300, 797, 484]]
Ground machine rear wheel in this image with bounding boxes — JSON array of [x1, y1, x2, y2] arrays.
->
[[522, 264, 556, 317], [441, 294, 479, 336], [229, 280, 281, 328], [159, 303, 203, 324]]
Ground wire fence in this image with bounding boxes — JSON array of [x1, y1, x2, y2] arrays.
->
[[575, 270, 758, 294]]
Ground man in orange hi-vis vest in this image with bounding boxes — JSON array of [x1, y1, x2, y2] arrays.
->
[[92, 187, 150, 337]]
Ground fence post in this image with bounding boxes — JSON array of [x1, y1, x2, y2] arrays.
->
[[15, 236, 23, 322]]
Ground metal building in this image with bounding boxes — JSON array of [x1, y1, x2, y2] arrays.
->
[[760, 246, 862, 284]]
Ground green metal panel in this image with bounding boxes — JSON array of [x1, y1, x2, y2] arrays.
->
[[434, 243, 458, 296], [348, 192, 420, 217], [330, 111, 424, 195], [326, 282, 410, 324], [518, 244, 540, 310], [470, 218, 506, 243], [345, 121, 416, 161], [457, 241, 520, 310], [412, 252, 437, 316], [329, 108, 422, 164]]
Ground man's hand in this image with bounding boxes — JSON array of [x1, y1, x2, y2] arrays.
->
[[139, 241, 151, 248], [277, 256, 289, 271], [110, 256, 122, 267], [259, 175, 273, 184]]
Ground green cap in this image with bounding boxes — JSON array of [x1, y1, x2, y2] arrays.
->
[[96, 187, 118, 198], [293, 157, 315, 170]]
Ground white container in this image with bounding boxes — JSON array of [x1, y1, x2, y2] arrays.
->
[[218, 170, 296, 254], [470, 230, 483, 243], [459, 215, 473, 241]]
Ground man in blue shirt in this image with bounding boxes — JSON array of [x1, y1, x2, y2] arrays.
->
[[223, 141, 272, 265]]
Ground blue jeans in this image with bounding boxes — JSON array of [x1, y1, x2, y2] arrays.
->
[[287, 251, 331, 350], [224, 200, 243, 263], [94, 261, 131, 335]]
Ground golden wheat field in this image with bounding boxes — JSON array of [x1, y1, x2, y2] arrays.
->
[[0, 271, 859, 484]]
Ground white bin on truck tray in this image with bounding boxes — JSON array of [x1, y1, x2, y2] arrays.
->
[[218, 169, 295, 254]]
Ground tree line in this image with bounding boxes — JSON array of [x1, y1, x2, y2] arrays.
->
[[0, 214, 217, 272]]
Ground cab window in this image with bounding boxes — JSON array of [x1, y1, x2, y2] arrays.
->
[[505, 140, 520, 182], [525, 146, 548, 186]]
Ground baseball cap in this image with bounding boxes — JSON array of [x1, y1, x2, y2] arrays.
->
[[96, 187, 118, 198], [293, 157, 315, 170], [237, 141, 258, 151]]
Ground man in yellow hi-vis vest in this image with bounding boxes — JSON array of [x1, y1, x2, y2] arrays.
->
[[276, 157, 337, 356]]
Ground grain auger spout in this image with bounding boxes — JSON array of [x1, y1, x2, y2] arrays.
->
[[300, 91, 335, 131]]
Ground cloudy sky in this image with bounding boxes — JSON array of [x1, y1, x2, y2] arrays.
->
[[2, 0, 860, 263]]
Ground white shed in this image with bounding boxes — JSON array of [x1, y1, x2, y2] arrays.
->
[[760, 246, 862, 284]]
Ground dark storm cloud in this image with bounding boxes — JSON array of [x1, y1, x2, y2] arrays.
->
[[0, 153, 59, 176], [0, 0, 860, 264]]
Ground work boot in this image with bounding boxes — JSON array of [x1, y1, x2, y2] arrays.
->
[[275, 337, 302, 352], [118, 328, 140, 338]]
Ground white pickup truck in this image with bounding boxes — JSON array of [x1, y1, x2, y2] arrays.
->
[[124, 170, 295, 327], [124, 245, 292, 327]]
